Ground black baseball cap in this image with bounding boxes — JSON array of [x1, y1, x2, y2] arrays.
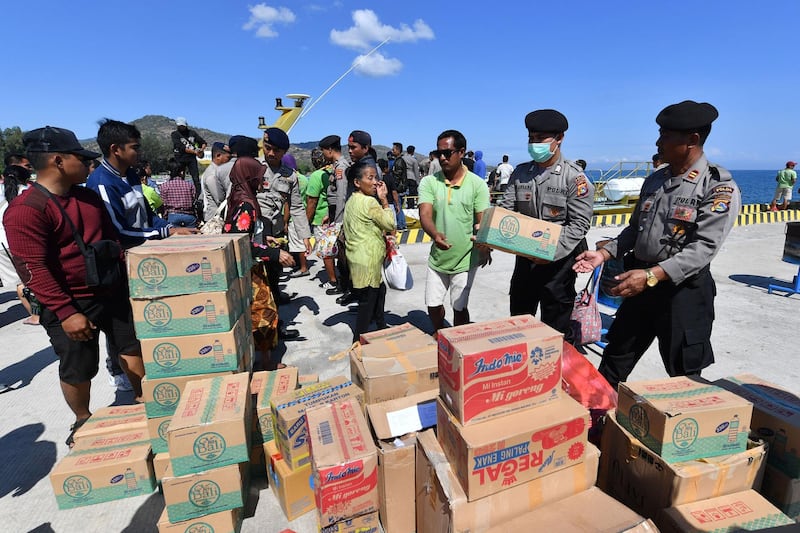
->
[[23, 126, 101, 159]]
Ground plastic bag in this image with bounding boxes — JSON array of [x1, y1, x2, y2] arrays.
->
[[314, 222, 341, 258], [383, 236, 413, 290]]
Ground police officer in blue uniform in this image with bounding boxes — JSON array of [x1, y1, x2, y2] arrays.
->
[[574, 100, 741, 389], [498, 109, 595, 345]]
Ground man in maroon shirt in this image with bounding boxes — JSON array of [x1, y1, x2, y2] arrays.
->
[[3, 126, 144, 446]]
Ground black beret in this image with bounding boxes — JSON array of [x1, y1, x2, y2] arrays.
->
[[263, 127, 290, 151], [318, 134, 341, 149], [656, 100, 718, 131], [524, 109, 568, 133], [228, 135, 259, 158], [348, 130, 372, 147]]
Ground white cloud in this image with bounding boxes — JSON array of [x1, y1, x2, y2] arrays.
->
[[331, 9, 434, 51], [243, 4, 296, 38], [353, 52, 403, 77]]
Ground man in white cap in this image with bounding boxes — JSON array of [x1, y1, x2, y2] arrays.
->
[[171, 116, 206, 198]]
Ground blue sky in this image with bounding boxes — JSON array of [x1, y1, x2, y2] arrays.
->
[[3, 1, 798, 170]]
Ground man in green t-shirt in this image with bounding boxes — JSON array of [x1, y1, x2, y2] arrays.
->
[[770, 161, 797, 211], [419, 129, 491, 332], [305, 148, 341, 288]]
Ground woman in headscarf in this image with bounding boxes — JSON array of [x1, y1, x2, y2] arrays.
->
[[343, 159, 396, 342], [223, 135, 294, 370]]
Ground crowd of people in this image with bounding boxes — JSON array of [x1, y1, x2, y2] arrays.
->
[[0, 99, 742, 449]]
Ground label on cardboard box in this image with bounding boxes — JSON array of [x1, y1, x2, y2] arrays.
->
[[127, 239, 238, 298], [168, 373, 251, 476], [264, 440, 315, 521], [307, 398, 379, 527], [71, 427, 151, 452], [319, 511, 380, 533], [157, 507, 241, 533], [438, 319, 563, 425], [131, 285, 244, 339], [147, 415, 172, 454], [271, 376, 364, 470], [436, 394, 590, 501], [350, 344, 439, 405], [162, 462, 245, 523], [475, 206, 562, 261], [618, 377, 753, 463], [250, 368, 299, 445]]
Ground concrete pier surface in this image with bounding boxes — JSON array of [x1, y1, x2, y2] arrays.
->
[[1, 221, 797, 532]]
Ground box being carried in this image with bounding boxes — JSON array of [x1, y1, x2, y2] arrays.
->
[[617, 377, 753, 463], [307, 398, 379, 527], [475, 206, 562, 261], [438, 318, 562, 425], [168, 373, 251, 476], [350, 343, 438, 405], [250, 368, 299, 445]]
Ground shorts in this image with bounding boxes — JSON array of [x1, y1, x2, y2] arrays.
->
[[40, 292, 141, 384], [287, 219, 305, 253], [773, 186, 792, 202], [425, 266, 477, 311]]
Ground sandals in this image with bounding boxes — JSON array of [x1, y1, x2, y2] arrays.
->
[[66, 417, 91, 448]]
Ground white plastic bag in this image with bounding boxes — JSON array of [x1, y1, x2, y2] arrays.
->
[[383, 237, 413, 290]]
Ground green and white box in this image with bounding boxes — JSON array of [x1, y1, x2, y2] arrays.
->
[[475, 206, 562, 261], [142, 371, 231, 418], [161, 462, 246, 523]]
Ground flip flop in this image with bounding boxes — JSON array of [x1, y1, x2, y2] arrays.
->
[[66, 417, 91, 448], [22, 318, 40, 325]]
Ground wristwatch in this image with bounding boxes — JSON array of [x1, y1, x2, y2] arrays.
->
[[645, 268, 659, 288]]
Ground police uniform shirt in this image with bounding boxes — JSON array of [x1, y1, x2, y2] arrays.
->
[[603, 154, 740, 285], [498, 154, 594, 261], [258, 164, 312, 239]]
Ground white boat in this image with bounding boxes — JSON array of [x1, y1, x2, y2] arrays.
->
[[592, 161, 654, 211], [603, 177, 646, 202]]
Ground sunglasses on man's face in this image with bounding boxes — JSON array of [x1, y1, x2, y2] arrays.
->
[[433, 148, 460, 159]]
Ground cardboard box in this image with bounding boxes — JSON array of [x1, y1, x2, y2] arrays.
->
[[271, 376, 364, 470], [721, 374, 800, 411], [157, 507, 241, 533], [127, 239, 238, 298], [761, 464, 800, 520], [73, 404, 147, 443], [475, 206, 562, 261], [264, 440, 315, 521], [172, 233, 254, 278], [143, 371, 231, 418], [71, 427, 151, 452], [617, 377, 753, 463], [250, 368, 299, 445], [307, 398, 379, 527], [485, 487, 653, 533], [350, 344, 438, 405], [131, 284, 244, 339], [716, 377, 800, 478], [366, 390, 438, 533], [50, 442, 155, 509], [319, 511, 380, 533], [154, 453, 170, 484], [657, 489, 794, 533], [358, 327, 437, 357], [141, 316, 248, 378], [437, 394, 589, 501], [599, 410, 767, 519], [415, 429, 600, 533], [299, 374, 320, 387], [162, 462, 246, 523], [168, 373, 252, 476], [438, 318, 562, 425], [359, 322, 430, 345], [147, 415, 172, 454]]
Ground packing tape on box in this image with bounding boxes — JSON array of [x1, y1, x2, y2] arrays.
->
[[395, 355, 418, 385]]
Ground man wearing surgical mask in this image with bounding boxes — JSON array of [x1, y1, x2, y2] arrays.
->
[[498, 109, 594, 347]]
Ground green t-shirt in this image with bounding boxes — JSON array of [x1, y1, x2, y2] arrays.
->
[[777, 168, 797, 188], [418, 170, 490, 274], [141, 184, 162, 212], [305, 168, 330, 226]]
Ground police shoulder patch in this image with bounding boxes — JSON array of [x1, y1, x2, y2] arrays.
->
[[710, 198, 730, 213], [576, 174, 589, 198]]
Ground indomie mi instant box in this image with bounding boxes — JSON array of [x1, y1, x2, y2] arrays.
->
[[307, 398, 379, 527], [271, 376, 364, 470], [161, 462, 246, 523], [127, 239, 238, 298], [475, 206, 562, 261], [438, 319, 562, 425], [264, 439, 315, 521], [250, 367, 299, 445], [617, 377, 753, 463], [168, 373, 251, 476], [131, 284, 244, 339], [142, 371, 231, 418]]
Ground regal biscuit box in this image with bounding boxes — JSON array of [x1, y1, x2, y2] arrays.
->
[[436, 395, 589, 501], [271, 376, 364, 470], [127, 239, 238, 298], [715, 376, 800, 478], [307, 398, 379, 527], [147, 415, 172, 454], [264, 440, 315, 521], [319, 511, 380, 533], [599, 410, 767, 519], [415, 429, 600, 533], [131, 283, 244, 339], [250, 368, 299, 446], [50, 442, 155, 509], [475, 206, 562, 261], [657, 489, 795, 533], [143, 371, 232, 418], [761, 464, 800, 520], [162, 462, 246, 523], [617, 377, 753, 463], [485, 487, 653, 533], [438, 319, 562, 425], [366, 390, 438, 533], [168, 373, 252, 476], [73, 404, 147, 443], [141, 315, 248, 378], [157, 507, 241, 533], [350, 344, 438, 405], [359, 322, 430, 345]]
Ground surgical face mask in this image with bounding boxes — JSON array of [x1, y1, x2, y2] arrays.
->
[[528, 142, 555, 163]]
